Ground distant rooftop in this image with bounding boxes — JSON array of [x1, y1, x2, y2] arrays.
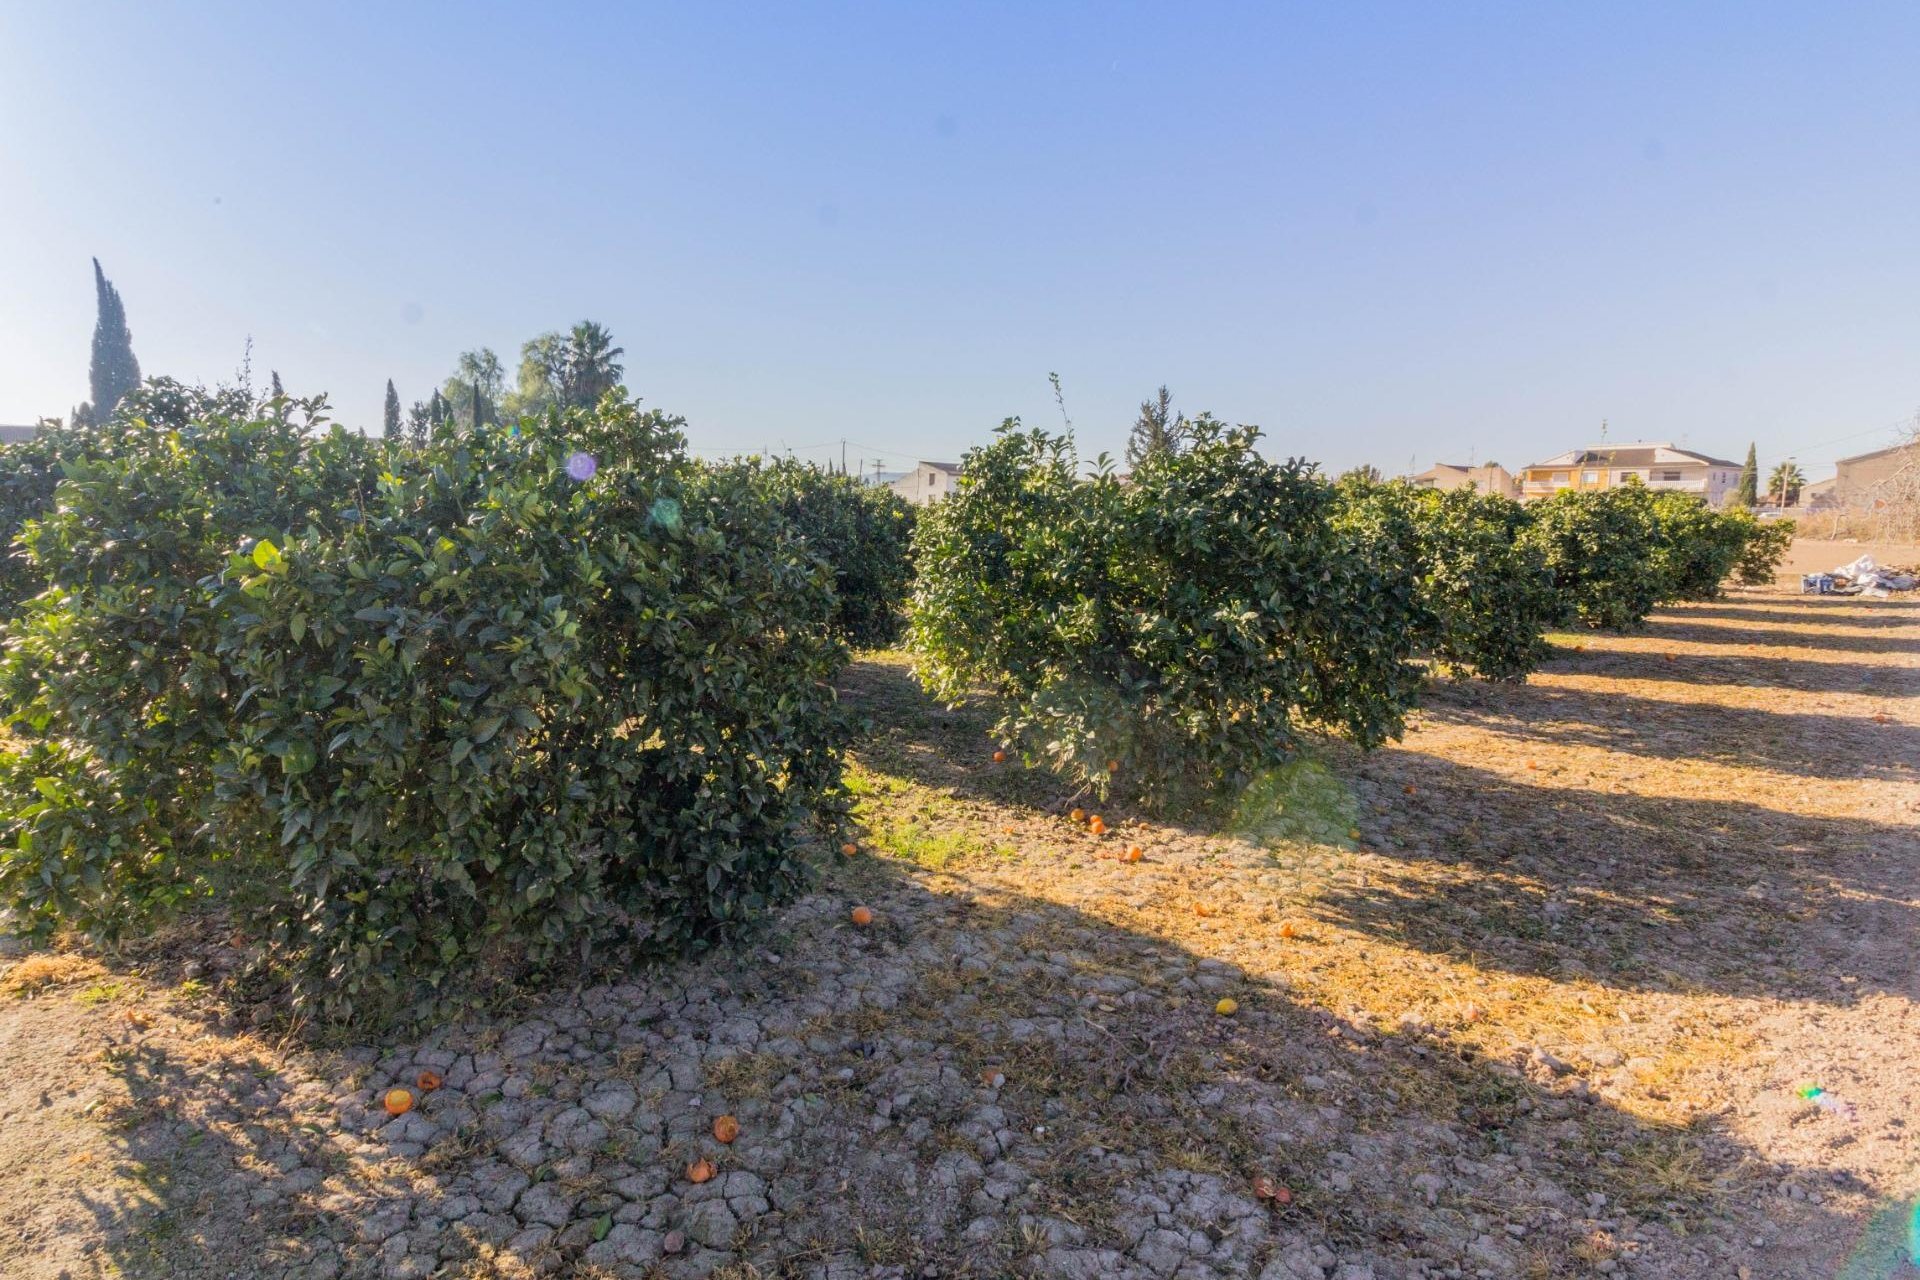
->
[[0, 424, 39, 444]]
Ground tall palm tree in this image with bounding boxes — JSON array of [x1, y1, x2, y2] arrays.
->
[[1767, 460, 1806, 506], [560, 322, 625, 408]]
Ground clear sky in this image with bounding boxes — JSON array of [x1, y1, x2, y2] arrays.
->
[[3, 3, 1917, 480]]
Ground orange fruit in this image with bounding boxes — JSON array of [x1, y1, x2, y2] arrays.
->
[[1253, 1175, 1291, 1202], [1124, 845, 1143, 862], [712, 1114, 740, 1144], [1089, 819, 1107, 836], [840, 842, 858, 857], [1402, 785, 1416, 796], [1279, 921, 1299, 939], [1194, 902, 1216, 918], [1215, 997, 1239, 1016], [383, 1088, 413, 1116], [1106, 760, 1119, 774], [850, 906, 874, 926], [686, 1158, 715, 1184], [992, 749, 1007, 763], [1462, 1002, 1485, 1024], [416, 1070, 443, 1093], [1069, 808, 1086, 823]]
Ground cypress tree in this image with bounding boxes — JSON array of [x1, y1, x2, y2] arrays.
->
[[1734, 443, 1758, 507], [85, 258, 142, 422], [270, 370, 285, 398], [383, 380, 402, 440]]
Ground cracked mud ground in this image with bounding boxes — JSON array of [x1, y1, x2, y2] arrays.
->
[[2, 578, 1916, 1279]]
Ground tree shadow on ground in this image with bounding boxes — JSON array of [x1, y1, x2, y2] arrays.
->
[[1418, 679, 1918, 782], [54, 849, 1904, 1280], [1308, 748, 1915, 1003], [1636, 617, 1920, 656], [1542, 647, 1913, 696], [1668, 601, 1920, 629]]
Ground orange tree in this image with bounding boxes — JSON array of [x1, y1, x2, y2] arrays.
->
[[1332, 477, 1557, 680], [710, 456, 915, 647], [0, 388, 848, 1019], [908, 418, 1421, 807]]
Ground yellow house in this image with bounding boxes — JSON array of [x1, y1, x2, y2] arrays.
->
[[1518, 442, 1742, 506]]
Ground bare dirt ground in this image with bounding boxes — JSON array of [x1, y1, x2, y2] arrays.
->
[[1776, 538, 1920, 586], [1, 582, 1915, 1280]]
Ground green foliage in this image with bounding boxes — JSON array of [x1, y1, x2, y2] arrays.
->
[[1522, 485, 1770, 627], [82, 258, 141, 425], [1648, 491, 1752, 602], [1333, 478, 1556, 680], [0, 389, 849, 1019], [1732, 516, 1794, 586], [383, 379, 402, 441], [508, 322, 625, 416], [1520, 484, 1671, 629], [715, 458, 916, 647], [0, 427, 77, 618], [1767, 461, 1806, 506], [909, 418, 1421, 807], [1734, 443, 1758, 508], [1124, 385, 1190, 469]]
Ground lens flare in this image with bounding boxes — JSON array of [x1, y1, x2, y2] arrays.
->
[[566, 451, 598, 482], [648, 496, 683, 532]]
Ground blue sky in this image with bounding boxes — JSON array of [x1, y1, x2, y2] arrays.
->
[[3, 3, 1917, 479]]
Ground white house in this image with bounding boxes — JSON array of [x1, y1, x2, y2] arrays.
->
[[890, 460, 962, 505], [1518, 442, 1742, 506]]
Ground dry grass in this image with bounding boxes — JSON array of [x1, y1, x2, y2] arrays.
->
[[1, 952, 102, 996], [839, 584, 1919, 1261]]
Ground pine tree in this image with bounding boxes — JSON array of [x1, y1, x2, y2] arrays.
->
[[83, 258, 142, 423], [1733, 443, 1758, 507], [383, 380, 402, 441], [1125, 386, 1190, 469]]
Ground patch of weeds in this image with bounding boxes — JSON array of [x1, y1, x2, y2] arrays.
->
[[77, 979, 126, 1004], [706, 1050, 789, 1101]]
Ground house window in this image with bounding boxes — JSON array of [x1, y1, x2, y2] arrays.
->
[[1657, 469, 1682, 482], [1551, 471, 1568, 483], [1581, 470, 1599, 484], [1617, 470, 1637, 481]]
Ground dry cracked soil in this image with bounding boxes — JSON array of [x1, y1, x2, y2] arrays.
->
[[1, 560, 1916, 1280]]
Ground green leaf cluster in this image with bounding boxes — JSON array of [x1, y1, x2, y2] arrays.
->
[[0, 388, 848, 1019], [1332, 477, 1558, 680], [907, 418, 1424, 808], [712, 457, 916, 647]]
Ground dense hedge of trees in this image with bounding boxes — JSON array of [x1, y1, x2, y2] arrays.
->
[[0, 387, 850, 1018], [911, 423, 1795, 807], [0, 375, 1801, 1010], [909, 420, 1425, 807], [714, 457, 916, 647]]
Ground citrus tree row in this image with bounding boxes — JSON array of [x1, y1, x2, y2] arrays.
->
[[908, 420, 1791, 806], [0, 386, 869, 1020]]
